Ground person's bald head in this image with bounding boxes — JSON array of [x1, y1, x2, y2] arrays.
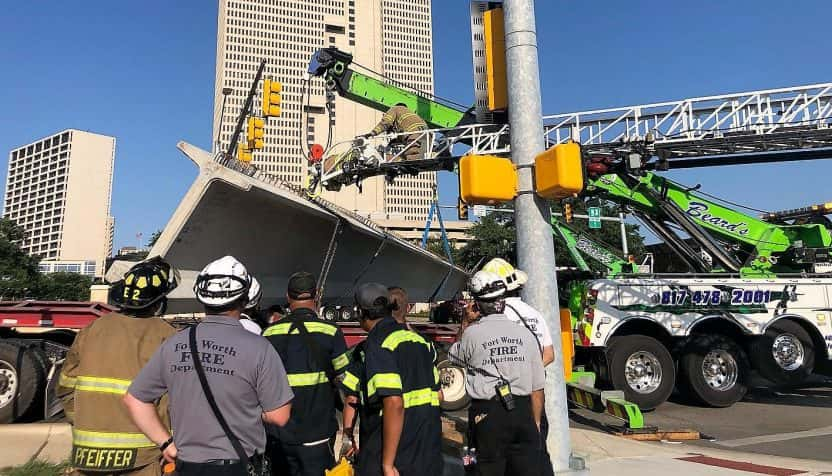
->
[[388, 286, 409, 324]]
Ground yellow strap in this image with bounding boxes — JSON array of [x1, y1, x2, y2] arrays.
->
[[75, 376, 132, 395], [59, 373, 77, 388], [287, 371, 329, 387], [263, 322, 337, 337], [342, 371, 360, 392], [367, 373, 402, 397], [332, 352, 350, 372], [402, 387, 440, 408], [381, 330, 430, 352], [72, 429, 155, 449], [433, 367, 439, 385]]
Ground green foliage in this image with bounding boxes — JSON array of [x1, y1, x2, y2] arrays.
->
[[0, 459, 69, 476], [147, 229, 163, 248], [37, 272, 94, 302], [425, 237, 460, 263], [0, 218, 41, 300], [455, 214, 516, 271], [455, 202, 647, 273]]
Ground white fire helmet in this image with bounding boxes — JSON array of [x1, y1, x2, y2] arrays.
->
[[469, 270, 507, 301], [482, 258, 528, 292], [194, 256, 252, 307], [246, 276, 262, 310]]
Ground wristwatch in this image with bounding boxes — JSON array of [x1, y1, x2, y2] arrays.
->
[[159, 436, 174, 451]]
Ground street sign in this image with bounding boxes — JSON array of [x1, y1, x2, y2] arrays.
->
[[588, 206, 602, 229], [473, 205, 488, 218]]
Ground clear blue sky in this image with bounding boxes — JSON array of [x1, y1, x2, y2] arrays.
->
[[2, 1, 832, 250]]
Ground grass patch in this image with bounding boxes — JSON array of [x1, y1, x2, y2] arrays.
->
[[0, 459, 69, 476]]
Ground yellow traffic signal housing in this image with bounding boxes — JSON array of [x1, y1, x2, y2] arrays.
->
[[237, 143, 252, 163], [262, 79, 282, 117], [483, 8, 508, 112], [459, 155, 517, 205], [247, 117, 265, 149], [535, 142, 584, 199], [563, 203, 573, 223], [457, 197, 469, 220]]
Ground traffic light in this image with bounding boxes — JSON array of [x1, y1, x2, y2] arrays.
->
[[483, 8, 507, 112], [458, 197, 469, 221], [535, 142, 584, 199], [563, 203, 573, 223], [262, 79, 282, 117], [247, 117, 265, 150], [459, 155, 517, 205], [237, 143, 252, 163]]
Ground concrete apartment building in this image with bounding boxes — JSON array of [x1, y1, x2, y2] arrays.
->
[[212, 0, 436, 221], [3, 130, 115, 277]]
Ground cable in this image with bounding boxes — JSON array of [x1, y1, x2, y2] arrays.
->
[[665, 177, 771, 214]]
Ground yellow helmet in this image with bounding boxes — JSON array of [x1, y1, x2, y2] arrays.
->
[[482, 258, 527, 292]]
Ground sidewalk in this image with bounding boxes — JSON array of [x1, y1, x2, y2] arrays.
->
[[572, 427, 832, 475], [4, 423, 832, 475]]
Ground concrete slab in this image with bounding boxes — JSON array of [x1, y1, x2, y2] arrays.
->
[[129, 142, 468, 313], [0, 423, 71, 467]]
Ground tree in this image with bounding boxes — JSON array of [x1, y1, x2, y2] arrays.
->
[[455, 201, 647, 274], [425, 237, 460, 263], [36, 272, 94, 301], [147, 229, 163, 248], [0, 218, 41, 300]]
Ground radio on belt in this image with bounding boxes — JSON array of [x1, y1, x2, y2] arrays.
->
[[495, 379, 515, 411]]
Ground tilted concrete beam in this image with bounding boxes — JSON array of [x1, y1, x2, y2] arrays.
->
[[144, 142, 468, 313]]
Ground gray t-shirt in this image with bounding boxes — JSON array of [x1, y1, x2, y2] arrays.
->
[[449, 313, 545, 400], [129, 316, 293, 462]]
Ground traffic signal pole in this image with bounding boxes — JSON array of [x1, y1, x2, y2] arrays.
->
[[502, 0, 575, 472]]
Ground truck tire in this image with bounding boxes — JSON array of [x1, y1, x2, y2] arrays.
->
[[750, 320, 815, 386], [437, 359, 470, 411], [0, 341, 46, 423], [679, 334, 748, 407], [606, 335, 674, 411], [321, 306, 338, 322]]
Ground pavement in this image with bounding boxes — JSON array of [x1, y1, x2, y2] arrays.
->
[[5, 419, 832, 475]]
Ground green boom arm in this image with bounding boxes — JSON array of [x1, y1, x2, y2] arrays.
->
[[586, 172, 832, 276], [551, 217, 637, 276], [308, 48, 474, 129]]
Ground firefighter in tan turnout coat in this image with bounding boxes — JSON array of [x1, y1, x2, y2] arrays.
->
[[58, 257, 180, 475]]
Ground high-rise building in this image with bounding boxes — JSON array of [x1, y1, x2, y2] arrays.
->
[[3, 130, 115, 277], [212, 0, 435, 221]]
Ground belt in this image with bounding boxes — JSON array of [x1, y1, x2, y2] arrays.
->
[[472, 394, 531, 403], [178, 453, 264, 467]]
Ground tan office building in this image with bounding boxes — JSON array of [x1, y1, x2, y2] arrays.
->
[[212, 0, 435, 221], [3, 130, 115, 277]]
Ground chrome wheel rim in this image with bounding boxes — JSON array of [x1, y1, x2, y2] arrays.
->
[[322, 308, 337, 321], [772, 333, 804, 371], [440, 365, 466, 403], [624, 351, 663, 394], [702, 349, 738, 391], [0, 360, 18, 409]]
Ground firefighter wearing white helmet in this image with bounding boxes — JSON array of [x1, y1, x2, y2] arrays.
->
[[482, 258, 554, 367], [125, 256, 294, 474], [449, 270, 546, 476]]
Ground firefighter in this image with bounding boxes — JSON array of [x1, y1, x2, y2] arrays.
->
[[262, 271, 350, 476], [124, 255, 294, 475], [338, 283, 442, 476], [365, 103, 428, 162], [450, 271, 546, 476], [57, 257, 179, 476], [481, 258, 556, 475]]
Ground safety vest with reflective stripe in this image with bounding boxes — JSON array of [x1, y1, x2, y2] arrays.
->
[[56, 312, 175, 471], [402, 387, 440, 408]]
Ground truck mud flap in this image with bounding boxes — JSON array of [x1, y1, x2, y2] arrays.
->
[[44, 359, 64, 420]]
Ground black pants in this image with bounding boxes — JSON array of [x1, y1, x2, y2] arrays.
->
[[176, 457, 263, 476], [469, 397, 541, 476], [268, 436, 335, 476]]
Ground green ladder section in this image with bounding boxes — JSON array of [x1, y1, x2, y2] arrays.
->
[[566, 371, 644, 430]]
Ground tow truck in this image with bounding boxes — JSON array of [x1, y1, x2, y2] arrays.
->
[[304, 43, 832, 411]]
